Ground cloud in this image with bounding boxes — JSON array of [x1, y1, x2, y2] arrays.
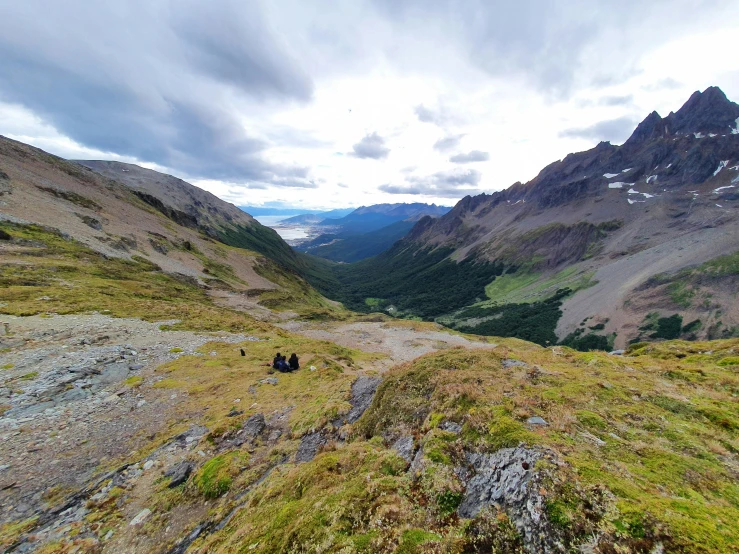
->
[[350, 132, 390, 159], [642, 77, 683, 91], [0, 0, 314, 184], [578, 95, 634, 107], [450, 150, 490, 163], [559, 116, 639, 143], [380, 168, 482, 197], [433, 134, 465, 151], [414, 104, 458, 126]]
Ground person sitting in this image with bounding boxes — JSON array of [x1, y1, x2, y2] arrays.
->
[[272, 352, 282, 370], [277, 355, 291, 373], [288, 353, 300, 371]]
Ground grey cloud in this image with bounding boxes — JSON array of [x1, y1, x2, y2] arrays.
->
[[351, 132, 390, 159], [414, 104, 458, 126], [433, 134, 465, 151], [0, 0, 313, 184], [380, 168, 481, 197], [579, 95, 634, 107], [642, 78, 683, 91], [450, 150, 489, 163], [373, 0, 697, 97], [560, 116, 639, 143]]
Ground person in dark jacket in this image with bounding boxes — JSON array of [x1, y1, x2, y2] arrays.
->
[[288, 353, 300, 371], [277, 355, 291, 372], [272, 353, 282, 370]]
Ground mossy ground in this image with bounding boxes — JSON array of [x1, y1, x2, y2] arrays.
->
[[0, 222, 344, 329], [156, 338, 738, 553], [3, 223, 739, 553]]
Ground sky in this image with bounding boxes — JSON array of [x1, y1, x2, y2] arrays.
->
[[1, 0, 738, 211]]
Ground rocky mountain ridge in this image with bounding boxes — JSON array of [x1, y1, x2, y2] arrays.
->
[[347, 87, 739, 348]]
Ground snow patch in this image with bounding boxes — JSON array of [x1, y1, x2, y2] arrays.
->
[[627, 198, 645, 205], [713, 185, 736, 193], [646, 175, 658, 184], [622, 168, 633, 172], [603, 173, 619, 178], [731, 117, 739, 135], [713, 160, 729, 177], [708, 133, 717, 138], [716, 204, 723, 208], [627, 188, 639, 194], [608, 182, 631, 189], [665, 163, 672, 169], [694, 132, 705, 139]]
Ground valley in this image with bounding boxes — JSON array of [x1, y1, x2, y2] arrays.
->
[[1, 86, 738, 554]]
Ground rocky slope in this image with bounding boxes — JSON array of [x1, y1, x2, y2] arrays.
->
[[0, 137, 337, 320], [1, 134, 739, 553], [321, 87, 739, 349]]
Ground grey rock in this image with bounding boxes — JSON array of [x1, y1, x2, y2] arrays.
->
[[295, 431, 327, 463], [502, 359, 529, 369], [409, 445, 424, 475], [335, 376, 381, 426], [260, 377, 278, 386], [609, 349, 625, 356], [392, 436, 415, 462], [439, 421, 462, 434], [242, 413, 266, 439], [129, 364, 144, 370], [164, 461, 194, 488], [526, 416, 548, 426], [458, 446, 562, 553]]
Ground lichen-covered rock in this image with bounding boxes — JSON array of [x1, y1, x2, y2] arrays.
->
[[391, 435, 415, 462], [242, 413, 266, 440], [344, 376, 382, 424], [458, 446, 566, 553], [164, 461, 194, 488], [295, 431, 327, 463]]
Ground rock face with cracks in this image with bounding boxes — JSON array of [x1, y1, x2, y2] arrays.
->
[[458, 446, 566, 553]]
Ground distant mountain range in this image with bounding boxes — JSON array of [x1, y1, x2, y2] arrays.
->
[[291, 202, 452, 262], [241, 206, 354, 218], [307, 87, 739, 349]]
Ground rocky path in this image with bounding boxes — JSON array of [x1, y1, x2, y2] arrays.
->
[[0, 314, 253, 527], [278, 320, 496, 370]]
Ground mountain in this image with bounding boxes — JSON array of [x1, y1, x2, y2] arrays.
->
[[291, 203, 453, 262], [240, 206, 354, 218], [302, 219, 417, 263], [309, 87, 739, 348], [318, 203, 451, 235], [279, 213, 326, 225], [2, 135, 739, 554], [0, 139, 338, 321]]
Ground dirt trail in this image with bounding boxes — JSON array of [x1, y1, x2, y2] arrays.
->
[[278, 320, 496, 371]]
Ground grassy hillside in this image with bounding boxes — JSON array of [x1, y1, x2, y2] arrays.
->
[[3, 220, 738, 554], [137, 340, 738, 553], [0, 221, 344, 323]]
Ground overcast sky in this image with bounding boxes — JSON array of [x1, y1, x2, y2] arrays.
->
[[1, 0, 738, 210]]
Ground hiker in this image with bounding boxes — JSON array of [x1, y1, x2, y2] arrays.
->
[[277, 355, 291, 373], [288, 353, 300, 371], [272, 352, 282, 370]]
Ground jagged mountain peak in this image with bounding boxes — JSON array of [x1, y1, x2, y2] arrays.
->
[[623, 110, 665, 147], [666, 85, 739, 135]]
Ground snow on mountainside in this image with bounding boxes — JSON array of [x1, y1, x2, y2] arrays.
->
[[322, 87, 739, 348]]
